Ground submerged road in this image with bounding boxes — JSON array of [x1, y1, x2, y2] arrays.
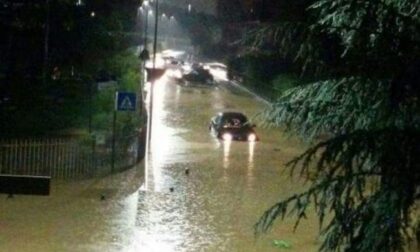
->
[[0, 74, 321, 251], [134, 75, 319, 251]]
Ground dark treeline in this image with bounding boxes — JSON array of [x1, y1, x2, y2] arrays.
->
[[0, 0, 140, 137]]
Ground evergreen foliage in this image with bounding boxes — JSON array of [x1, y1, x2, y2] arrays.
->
[[247, 0, 420, 251]]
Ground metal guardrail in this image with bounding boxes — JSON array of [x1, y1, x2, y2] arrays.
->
[[0, 132, 145, 180]]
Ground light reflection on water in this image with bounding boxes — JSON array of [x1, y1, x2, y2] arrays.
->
[[247, 142, 256, 187], [223, 141, 231, 169], [150, 76, 168, 192]]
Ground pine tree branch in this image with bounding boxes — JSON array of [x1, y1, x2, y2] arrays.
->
[[254, 171, 383, 235]]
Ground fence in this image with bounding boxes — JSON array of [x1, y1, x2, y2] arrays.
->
[[0, 132, 144, 180]]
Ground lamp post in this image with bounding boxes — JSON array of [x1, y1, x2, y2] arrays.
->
[[144, 11, 148, 48], [169, 16, 175, 48], [142, 1, 150, 50], [161, 13, 168, 47]]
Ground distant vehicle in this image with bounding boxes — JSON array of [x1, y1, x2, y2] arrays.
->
[[176, 64, 214, 85], [209, 112, 258, 142], [165, 58, 184, 79], [183, 68, 213, 84], [204, 62, 228, 81], [205, 62, 227, 71], [163, 56, 182, 67]]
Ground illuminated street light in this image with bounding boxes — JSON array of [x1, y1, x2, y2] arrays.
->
[[90, 11, 95, 17], [141, 3, 153, 50]]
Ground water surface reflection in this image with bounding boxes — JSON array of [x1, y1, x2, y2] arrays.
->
[[136, 77, 320, 251]]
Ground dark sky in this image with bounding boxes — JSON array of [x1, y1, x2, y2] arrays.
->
[[161, 0, 216, 14]]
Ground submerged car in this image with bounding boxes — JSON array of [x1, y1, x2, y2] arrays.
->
[[209, 112, 258, 142], [177, 64, 214, 85]]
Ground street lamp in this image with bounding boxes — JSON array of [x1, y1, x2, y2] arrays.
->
[[142, 2, 151, 50], [169, 16, 175, 47], [160, 13, 170, 47]]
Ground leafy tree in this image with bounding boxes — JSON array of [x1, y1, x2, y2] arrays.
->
[[247, 0, 420, 251], [216, 0, 247, 23], [0, 0, 141, 137]]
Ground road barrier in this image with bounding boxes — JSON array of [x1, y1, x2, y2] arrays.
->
[[0, 132, 144, 180]]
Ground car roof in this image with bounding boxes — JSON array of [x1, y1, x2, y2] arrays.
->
[[217, 112, 248, 118], [207, 62, 227, 68]]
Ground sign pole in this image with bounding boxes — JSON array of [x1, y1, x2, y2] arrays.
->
[[112, 91, 136, 174]]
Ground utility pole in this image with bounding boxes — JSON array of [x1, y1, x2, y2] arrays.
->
[[143, 8, 149, 50], [152, 0, 159, 68]]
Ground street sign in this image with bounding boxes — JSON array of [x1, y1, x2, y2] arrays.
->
[[116, 92, 137, 111]]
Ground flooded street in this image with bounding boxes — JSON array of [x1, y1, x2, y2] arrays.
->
[[136, 76, 320, 251], [0, 76, 321, 252], [1, 0, 416, 250]]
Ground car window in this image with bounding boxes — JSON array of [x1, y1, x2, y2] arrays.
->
[[216, 115, 222, 124], [222, 115, 248, 128]]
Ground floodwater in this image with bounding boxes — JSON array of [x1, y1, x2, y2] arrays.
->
[[0, 74, 330, 251], [136, 75, 320, 252]]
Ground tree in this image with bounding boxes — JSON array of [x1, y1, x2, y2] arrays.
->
[[216, 0, 247, 23], [247, 0, 420, 251], [0, 0, 141, 137]]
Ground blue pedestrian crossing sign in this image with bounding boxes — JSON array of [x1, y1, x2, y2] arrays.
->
[[116, 92, 137, 111]]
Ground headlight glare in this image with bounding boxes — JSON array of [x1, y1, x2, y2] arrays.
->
[[248, 133, 257, 142], [222, 133, 233, 141]]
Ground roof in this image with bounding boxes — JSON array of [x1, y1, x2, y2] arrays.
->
[[217, 111, 248, 119]]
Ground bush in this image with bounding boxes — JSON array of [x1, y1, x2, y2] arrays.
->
[[91, 50, 142, 140], [272, 73, 301, 96], [227, 53, 298, 101]]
